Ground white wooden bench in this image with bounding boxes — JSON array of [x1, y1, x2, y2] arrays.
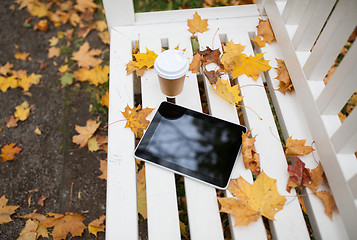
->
[[103, 0, 357, 239]]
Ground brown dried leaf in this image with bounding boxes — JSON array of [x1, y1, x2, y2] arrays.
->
[[316, 191, 336, 219], [275, 59, 294, 94], [257, 18, 275, 44], [0, 195, 19, 224], [241, 130, 260, 175]]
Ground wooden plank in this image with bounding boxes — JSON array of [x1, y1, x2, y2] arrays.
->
[[261, 40, 350, 240], [316, 42, 357, 115], [303, 0, 357, 81], [139, 35, 181, 240], [198, 30, 267, 239], [228, 31, 310, 240], [292, 0, 335, 51], [106, 30, 139, 239], [282, 0, 309, 25], [102, 0, 135, 29], [170, 34, 225, 240]]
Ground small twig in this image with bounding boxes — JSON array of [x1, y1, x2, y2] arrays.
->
[[236, 104, 262, 120], [212, 28, 220, 49], [103, 119, 126, 128], [269, 126, 285, 147], [66, 182, 74, 213]]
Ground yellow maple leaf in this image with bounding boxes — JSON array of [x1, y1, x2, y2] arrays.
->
[[27, 1, 49, 18], [257, 18, 276, 44], [40, 212, 86, 240], [275, 59, 294, 94], [214, 78, 243, 105], [98, 31, 110, 45], [17, 73, 41, 92], [285, 136, 314, 156], [242, 130, 260, 175], [133, 48, 158, 69], [58, 65, 69, 73], [316, 191, 336, 220], [218, 171, 286, 226], [48, 47, 60, 58], [221, 40, 245, 71], [14, 101, 31, 121], [251, 35, 266, 47], [74, 65, 109, 86], [0, 195, 19, 224], [88, 215, 106, 236], [232, 53, 271, 80], [72, 41, 102, 68], [74, 0, 98, 13], [49, 36, 59, 46], [187, 11, 209, 34], [0, 62, 13, 76], [95, 20, 108, 32], [0, 76, 18, 92], [88, 136, 100, 152], [121, 104, 155, 137], [101, 90, 109, 108], [1, 143, 22, 163], [72, 119, 101, 147], [15, 51, 31, 60]]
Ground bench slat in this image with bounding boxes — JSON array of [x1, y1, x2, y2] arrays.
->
[[262, 40, 350, 240], [139, 36, 181, 240], [106, 30, 139, 239], [281, 0, 309, 25], [227, 31, 310, 240]]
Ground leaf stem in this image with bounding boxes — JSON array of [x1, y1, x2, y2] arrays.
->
[[236, 104, 262, 120], [103, 119, 126, 128]]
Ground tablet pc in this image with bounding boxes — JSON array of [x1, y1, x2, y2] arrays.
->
[[134, 101, 247, 189]]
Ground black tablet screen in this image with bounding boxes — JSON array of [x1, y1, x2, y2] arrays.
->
[[135, 101, 246, 189]]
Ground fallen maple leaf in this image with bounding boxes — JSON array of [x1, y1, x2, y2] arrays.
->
[[88, 136, 100, 152], [101, 90, 109, 108], [48, 47, 60, 58], [95, 20, 108, 32], [126, 48, 158, 76], [72, 41, 102, 68], [303, 161, 324, 193], [218, 171, 286, 226], [0, 62, 13, 76], [74, 65, 109, 86], [285, 137, 314, 156], [17, 73, 41, 92], [189, 53, 203, 73], [49, 36, 59, 46], [15, 51, 31, 60], [6, 116, 19, 128], [1, 143, 22, 163], [41, 212, 86, 240], [34, 19, 49, 32], [187, 11, 209, 34], [241, 130, 260, 175], [0, 195, 19, 224], [251, 35, 266, 47], [98, 31, 110, 45], [275, 59, 294, 94], [14, 101, 31, 121], [214, 78, 243, 105], [121, 104, 154, 137], [316, 191, 337, 220], [17, 219, 38, 240], [72, 119, 101, 147], [257, 19, 275, 44], [37, 195, 47, 207], [59, 73, 74, 87], [232, 53, 271, 80], [98, 159, 107, 180], [203, 68, 222, 84], [0, 76, 17, 92], [197, 47, 222, 67], [88, 215, 106, 236], [221, 40, 245, 71], [74, 0, 98, 13], [27, 1, 49, 18]]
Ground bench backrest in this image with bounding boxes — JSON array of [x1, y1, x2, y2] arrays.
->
[[103, 0, 357, 237]]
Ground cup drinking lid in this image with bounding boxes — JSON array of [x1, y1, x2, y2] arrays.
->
[[154, 50, 189, 79]]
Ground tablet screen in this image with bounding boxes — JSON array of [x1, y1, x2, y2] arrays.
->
[[135, 101, 246, 189]]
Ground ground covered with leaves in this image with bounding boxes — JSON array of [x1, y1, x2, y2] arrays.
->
[[0, 0, 108, 238]]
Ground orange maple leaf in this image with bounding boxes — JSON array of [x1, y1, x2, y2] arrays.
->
[[101, 90, 109, 108], [316, 191, 337, 220], [15, 51, 31, 60], [88, 215, 106, 236], [241, 130, 260, 175], [74, 65, 109, 86], [0, 195, 19, 224], [98, 159, 107, 180], [257, 18, 276, 44], [251, 35, 266, 47], [187, 11, 209, 34], [48, 47, 60, 58], [189, 53, 203, 73], [1, 143, 22, 163], [41, 212, 86, 240], [71, 41, 102, 68], [0, 62, 13, 76], [218, 171, 286, 226], [285, 136, 314, 156], [72, 119, 101, 147], [121, 104, 155, 137], [74, 0, 98, 13], [232, 53, 271, 80], [275, 59, 294, 94]]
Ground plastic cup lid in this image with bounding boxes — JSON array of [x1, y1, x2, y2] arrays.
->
[[154, 50, 189, 79]]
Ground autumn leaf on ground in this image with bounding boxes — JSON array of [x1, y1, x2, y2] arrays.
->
[[214, 78, 243, 105], [48, 47, 60, 58], [242, 130, 260, 175], [17, 219, 44, 240], [137, 165, 147, 219], [27, 1, 49, 18], [251, 35, 266, 47], [95, 20, 108, 32], [98, 159, 107, 180], [17, 73, 41, 91], [72, 41, 102, 68], [6, 116, 19, 128], [74, 0, 98, 13], [34, 19, 49, 32], [0, 76, 18, 92], [41, 212, 86, 240], [98, 31, 110, 45], [221, 40, 245, 71], [59, 73, 74, 87], [0, 195, 19, 224], [49, 36, 59, 46], [72, 119, 101, 147], [257, 19, 275, 44], [15, 51, 31, 60], [121, 104, 155, 137], [275, 59, 294, 94], [34, 126, 42, 135], [218, 171, 286, 226], [97, 135, 108, 152], [0, 62, 13, 76], [14, 101, 31, 121], [88, 215, 106, 236], [232, 53, 271, 80], [88, 136, 100, 152], [316, 191, 337, 220], [187, 11, 209, 34], [74, 65, 109, 86], [1, 143, 22, 163], [101, 90, 109, 108], [285, 136, 314, 156]]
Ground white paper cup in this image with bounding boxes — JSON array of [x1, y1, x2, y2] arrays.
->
[[154, 50, 189, 97]]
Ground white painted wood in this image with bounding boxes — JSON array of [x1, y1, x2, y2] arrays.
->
[[264, 0, 357, 237], [169, 34, 225, 240], [103, 0, 135, 30], [139, 36, 181, 240], [303, 0, 357, 81], [106, 30, 139, 240], [331, 107, 357, 153], [292, 0, 335, 51], [316, 42, 357, 115], [282, 0, 309, 25], [262, 40, 349, 240], [349, 174, 357, 199]]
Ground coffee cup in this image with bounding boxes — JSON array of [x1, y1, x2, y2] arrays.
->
[[154, 50, 189, 97]]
